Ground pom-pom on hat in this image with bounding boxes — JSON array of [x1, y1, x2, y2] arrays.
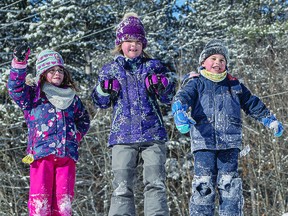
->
[[199, 39, 229, 65], [115, 12, 147, 49], [35, 50, 64, 83]]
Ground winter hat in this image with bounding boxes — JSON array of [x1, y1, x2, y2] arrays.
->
[[115, 12, 147, 48], [35, 50, 64, 82], [199, 39, 229, 65]]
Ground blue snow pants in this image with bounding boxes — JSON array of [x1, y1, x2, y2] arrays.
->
[[190, 148, 244, 216], [108, 141, 169, 216]]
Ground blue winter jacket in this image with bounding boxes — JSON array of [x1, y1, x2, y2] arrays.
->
[[8, 67, 90, 161], [174, 73, 272, 152], [91, 55, 176, 147]]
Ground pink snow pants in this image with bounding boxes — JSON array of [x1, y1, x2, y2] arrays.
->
[[28, 155, 76, 216]]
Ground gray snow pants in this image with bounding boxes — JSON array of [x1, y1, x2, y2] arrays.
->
[[108, 141, 169, 216]]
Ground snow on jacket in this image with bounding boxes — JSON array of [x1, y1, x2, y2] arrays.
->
[[7, 67, 90, 162], [174, 73, 271, 152], [91, 55, 176, 147]]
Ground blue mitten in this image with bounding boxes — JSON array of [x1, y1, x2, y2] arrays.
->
[[172, 100, 196, 134], [269, 121, 284, 137], [262, 116, 284, 137]]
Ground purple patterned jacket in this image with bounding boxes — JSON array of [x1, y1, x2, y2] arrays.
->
[[8, 67, 90, 161], [91, 55, 176, 147]]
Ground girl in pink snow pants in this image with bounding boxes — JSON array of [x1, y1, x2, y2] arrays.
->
[[7, 43, 90, 215]]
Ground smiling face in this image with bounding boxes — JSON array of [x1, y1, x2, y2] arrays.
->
[[121, 40, 143, 59], [202, 54, 227, 74], [45, 66, 64, 86]]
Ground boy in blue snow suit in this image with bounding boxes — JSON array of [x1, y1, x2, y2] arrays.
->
[[172, 39, 284, 216], [91, 12, 176, 216]]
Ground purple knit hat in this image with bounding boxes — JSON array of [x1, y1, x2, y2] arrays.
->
[[115, 13, 147, 48]]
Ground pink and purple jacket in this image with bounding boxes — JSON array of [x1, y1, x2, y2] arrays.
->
[[7, 67, 90, 162]]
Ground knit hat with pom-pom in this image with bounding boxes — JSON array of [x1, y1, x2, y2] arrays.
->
[[115, 12, 147, 48], [35, 50, 64, 83], [199, 39, 229, 65]]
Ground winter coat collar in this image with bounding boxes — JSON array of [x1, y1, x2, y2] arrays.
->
[[115, 55, 145, 73]]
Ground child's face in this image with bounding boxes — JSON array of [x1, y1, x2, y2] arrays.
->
[[121, 40, 143, 59], [45, 66, 64, 86], [202, 54, 226, 74]]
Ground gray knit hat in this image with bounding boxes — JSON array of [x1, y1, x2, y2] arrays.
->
[[35, 50, 64, 83], [199, 39, 229, 65]]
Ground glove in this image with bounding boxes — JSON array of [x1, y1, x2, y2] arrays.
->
[[145, 74, 169, 95], [100, 79, 120, 97], [13, 42, 30, 63], [172, 100, 196, 134], [262, 116, 284, 137], [269, 121, 284, 137]]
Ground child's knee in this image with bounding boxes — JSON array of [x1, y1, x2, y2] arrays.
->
[[191, 175, 216, 205], [218, 173, 242, 198], [217, 173, 244, 215], [112, 169, 135, 196], [53, 194, 73, 215]]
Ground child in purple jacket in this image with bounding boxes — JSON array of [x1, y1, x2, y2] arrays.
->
[[91, 12, 176, 216], [8, 44, 90, 215]]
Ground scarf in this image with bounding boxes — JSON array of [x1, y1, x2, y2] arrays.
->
[[200, 69, 227, 82], [42, 82, 76, 110]]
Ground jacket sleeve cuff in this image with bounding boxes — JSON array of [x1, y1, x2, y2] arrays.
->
[[11, 59, 27, 69], [96, 84, 110, 96]]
